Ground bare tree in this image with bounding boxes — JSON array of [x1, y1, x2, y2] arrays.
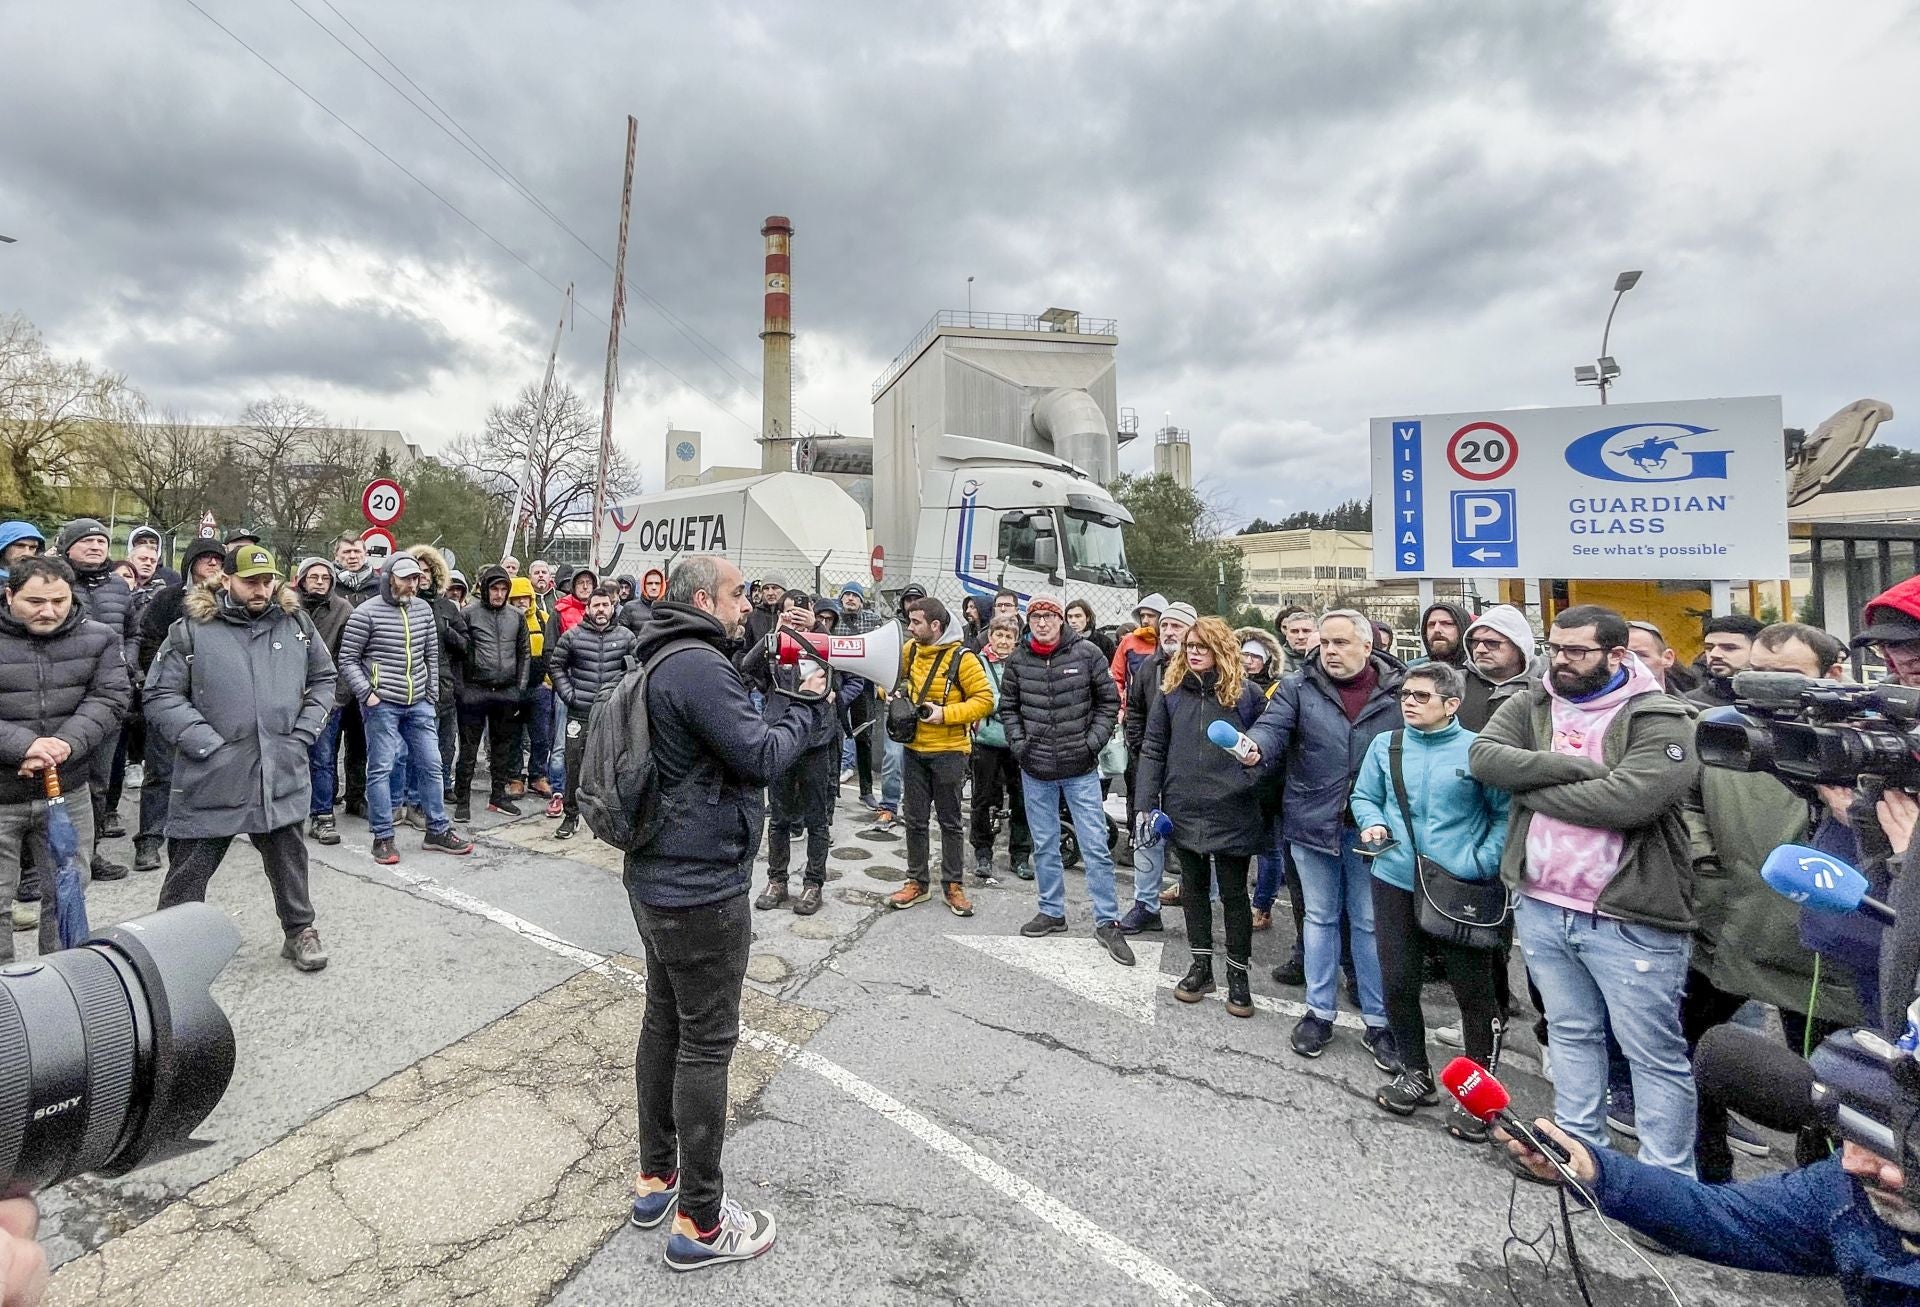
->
[[0, 312, 135, 519], [450, 380, 638, 559], [236, 396, 373, 560], [101, 405, 220, 537]]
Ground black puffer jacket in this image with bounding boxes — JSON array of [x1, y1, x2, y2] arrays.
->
[[296, 568, 354, 708], [408, 545, 465, 706], [619, 596, 654, 638], [456, 565, 528, 702], [69, 559, 139, 668], [625, 602, 832, 909], [1138, 672, 1267, 856], [551, 615, 636, 712], [139, 538, 229, 673], [0, 604, 133, 805], [998, 626, 1120, 781]]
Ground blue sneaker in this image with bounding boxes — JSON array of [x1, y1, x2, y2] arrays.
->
[[664, 1195, 777, 1272], [629, 1171, 679, 1229], [1117, 902, 1163, 935]]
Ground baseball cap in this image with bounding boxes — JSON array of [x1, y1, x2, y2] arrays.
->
[[387, 556, 424, 580], [225, 543, 282, 579], [898, 582, 928, 603]]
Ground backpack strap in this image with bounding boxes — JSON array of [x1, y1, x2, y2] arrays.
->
[[1386, 729, 1420, 861]]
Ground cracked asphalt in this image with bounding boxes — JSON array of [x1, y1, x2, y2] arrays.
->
[[25, 782, 1842, 1305]]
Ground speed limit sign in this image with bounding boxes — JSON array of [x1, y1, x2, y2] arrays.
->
[[362, 478, 406, 527]]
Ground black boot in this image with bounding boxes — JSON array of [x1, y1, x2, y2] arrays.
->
[[1225, 959, 1254, 1018], [1175, 955, 1215, 1002], [755, 880, 791, 911]]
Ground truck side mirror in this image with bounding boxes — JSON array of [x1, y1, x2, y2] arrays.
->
[[1032, 537, 1057, 573]]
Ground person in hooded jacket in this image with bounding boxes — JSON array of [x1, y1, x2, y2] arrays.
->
[[1413, 601, 1472, 669], [506, 573, 561, 804], [294, 557, 353, 847], [1108, 593, 1168, 701], [969, 615, 1032, 882], [56, 517, 138, 881], [133, 537, 230, 871], [618, 574, 654, 637], [446, 570, 469, 605], [549, 584, 636, 840], [556, 565, 595, 633], [0, 521, 45, 589], [1459, 605, 1541, 733], [452, 565, 530, 820], [1139, 617, 1269, 1016]]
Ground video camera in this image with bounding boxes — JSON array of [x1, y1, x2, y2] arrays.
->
[[1698, 670, 1920, 789]]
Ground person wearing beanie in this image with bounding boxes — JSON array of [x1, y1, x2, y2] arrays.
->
[[293, 558, 352, 847], [0, 521, 45, 590], [744, 572, 789, 648], [131, 536, 232, 871], [837, 579, 881, 635], [125, 525, 177, 590], [56, 516, 139, 881], [1459, 605, 1541, 733]]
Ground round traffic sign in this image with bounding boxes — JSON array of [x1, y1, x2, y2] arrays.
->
[[1446, 422, 1518, 481], [362, 478, 406, 527], [870, 546, 885, 581], [359, 526, 396, 558]]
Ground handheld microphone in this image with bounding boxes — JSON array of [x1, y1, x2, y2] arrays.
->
[[1439, 1057, 1572, 1165], [1205, 719, 1258, 762], [1759, 844, 1895, 926], [1693, 1025, 1819, 1134]]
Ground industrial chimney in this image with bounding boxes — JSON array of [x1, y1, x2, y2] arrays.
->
[[759, 216, 794, 473]]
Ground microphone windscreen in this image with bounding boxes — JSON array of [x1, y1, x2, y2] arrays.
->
[[1693, 1025, 1818, 1134], [1206, 720, 1241, 749], [1439, 1056, 1510, 1123], [1760, 844, 1869, 915]]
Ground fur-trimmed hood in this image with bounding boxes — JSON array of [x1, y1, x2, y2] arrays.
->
[[1234, 626, 1283, 670], [183, 582, 301, 623], [406, 543, 451, 595]]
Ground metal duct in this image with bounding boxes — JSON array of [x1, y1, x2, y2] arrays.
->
[[1032, 387, 1114, 484]]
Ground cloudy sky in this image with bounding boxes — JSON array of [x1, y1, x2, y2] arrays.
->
[[4, 0, 1916, 524]]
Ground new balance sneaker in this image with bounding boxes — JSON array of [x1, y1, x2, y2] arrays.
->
[[1116, 902, 1163, 935], [1363, 1025, 1401, 1074], [1376, 1068, 1438, 1116], [1291, 1014, 1335, 1058], [629, 1170, 679, 1229], [663, 1196, 776, 1272]]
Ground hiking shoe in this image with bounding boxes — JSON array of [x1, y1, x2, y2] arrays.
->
[[1019, 912, 1067, 938], [1446, 1102, 1491, 1144], [630, 1171, 680, 1229], [453, 799, 472, 823], [11, 900, 39, 931], [1175, 959, 1215, 1002], [1606, 1087, 1637, 1138], [309, 814, 340, 847], [1727, 1114, 1772, 1158], [1012, 857, 1034, 881], [1363, 1026, 1401, 1074], [944, 883, 974, 917], [546, 794, 565, 818], [1225, 963, 1254, 1018], [424, 827, 475, 856], [371, 838, 400, 865], [554, 813, 579, 840], [1270, 956, 1308, 987], [529, 776, 553, 798], [398, 805, 429, 831], [755, 882, 792, 911], [886, 881, 931, 910], [663, 1196, 776, 1272], [1291, 1014, 1335, 1058], [281, 927, 329, 972], [91, 855, 129, 882], [1376, 1068, 1439, 1116], [1095, 922, 1135, 966], [794, 885, 823, 916], [1117, 902, 1163, 935], [1433, 1022, 1465, 1050], [133, 836, 163, 872], [489, 795, 523, 817]]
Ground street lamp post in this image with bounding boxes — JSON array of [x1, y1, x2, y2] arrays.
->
[[1574, 269, 1642, 404], [966, 275, 975, 320]]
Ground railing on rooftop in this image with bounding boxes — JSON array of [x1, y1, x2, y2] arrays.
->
[[871, 310, 1119, 400]]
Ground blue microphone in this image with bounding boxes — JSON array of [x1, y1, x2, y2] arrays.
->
[[1760, 843, 1895, 926], [1206, 719, 1257, 761]]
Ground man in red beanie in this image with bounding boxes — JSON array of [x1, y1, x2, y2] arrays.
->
[[1854, 575, 1920, 687]]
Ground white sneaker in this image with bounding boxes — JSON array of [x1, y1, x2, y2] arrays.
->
[[664, 1195, 776, 1272], [1433, 1022, 1465, 1049], [126, 763, 144, 790]]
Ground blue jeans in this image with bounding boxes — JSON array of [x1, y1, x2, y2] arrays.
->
[[1515, 895, 1697, 1177], [1024, 771, 1119, 924], [1290, 835, 1387, 1027], [308, 707, 342, 816], [547, 691, 568, 791], [881, 735, 904, 809], [366, 700, 451, 839], [1131, 836, 1164, 912], [1253, 817, 1285, 911]]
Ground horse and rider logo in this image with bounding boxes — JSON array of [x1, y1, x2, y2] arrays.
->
[[1562, 421, 1734, 484]]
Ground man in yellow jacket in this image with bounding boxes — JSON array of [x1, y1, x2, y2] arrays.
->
[[886, 597, 994, 917]]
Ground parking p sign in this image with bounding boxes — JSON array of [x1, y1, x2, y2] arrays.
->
[[1450, 490, 1516, 569]]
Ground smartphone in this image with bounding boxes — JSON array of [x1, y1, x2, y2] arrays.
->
[[1356, 834, 1398, 859]]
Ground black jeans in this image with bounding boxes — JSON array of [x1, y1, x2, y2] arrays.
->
[[561, 709, 591, 816], [456, 700, 518, 800], [160, 823, 316, 934], [436, 701, 458, 794], [847, 694, 875, 795], [969, 744, 1031, 859], [138, 737, 174, 842], [1177, 847, 1252, 969], [903, 749, 967, 886], [630, 891, 752, 1231], [768, 746, 836, 885], [1682, 967, 1767, 1185], [339, 699, 368, 812], [1372, 878, 1503, 1076]]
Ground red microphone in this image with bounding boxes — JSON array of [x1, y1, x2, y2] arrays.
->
[[1439, 1057, 1572, 1165]]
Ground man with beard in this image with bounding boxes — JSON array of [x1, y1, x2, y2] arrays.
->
[[294, 557, 353, 846], [1691, 613, 1765, 709], [55, 517, 137, 880], [1414, 601, 1471, 668], [331, 532, 380, 818], [1470, 604, 1701, 1179], [134, 537, 230, 871], [743, 572, 787, 648], [144, 545, 335, 971]]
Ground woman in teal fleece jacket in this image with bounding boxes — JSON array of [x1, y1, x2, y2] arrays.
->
[[1349, 661, 1511, 1136]]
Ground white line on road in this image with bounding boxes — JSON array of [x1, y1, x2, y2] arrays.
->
[[377, 865, 1220, 1307]]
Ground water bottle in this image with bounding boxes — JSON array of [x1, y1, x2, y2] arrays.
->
[[1206, 718, 1258, 762]]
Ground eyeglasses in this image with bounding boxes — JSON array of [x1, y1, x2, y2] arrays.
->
[[1398, 689, 1454, 704], [1466, 635, 1510, 650], [1545, 642, 1609, 661]]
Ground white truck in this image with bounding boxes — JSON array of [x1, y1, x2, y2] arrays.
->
[[594, 473, 872, 595]]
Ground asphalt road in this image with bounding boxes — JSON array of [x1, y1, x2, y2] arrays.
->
[[25, 777, 1841, 1306]]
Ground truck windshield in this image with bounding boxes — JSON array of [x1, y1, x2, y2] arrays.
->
[[1062, 509, 1134, 586]]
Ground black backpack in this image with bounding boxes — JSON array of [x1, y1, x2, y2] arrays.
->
[[574, 637, 707, 850]]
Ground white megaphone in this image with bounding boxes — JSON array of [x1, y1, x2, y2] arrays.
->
[[771, 624, 904, 699]]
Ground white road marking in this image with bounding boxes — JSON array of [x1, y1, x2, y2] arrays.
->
[[377, 866, 1220, 1307]]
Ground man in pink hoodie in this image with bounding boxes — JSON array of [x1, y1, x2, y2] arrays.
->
[[1469, 605, 1701, 1178]]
